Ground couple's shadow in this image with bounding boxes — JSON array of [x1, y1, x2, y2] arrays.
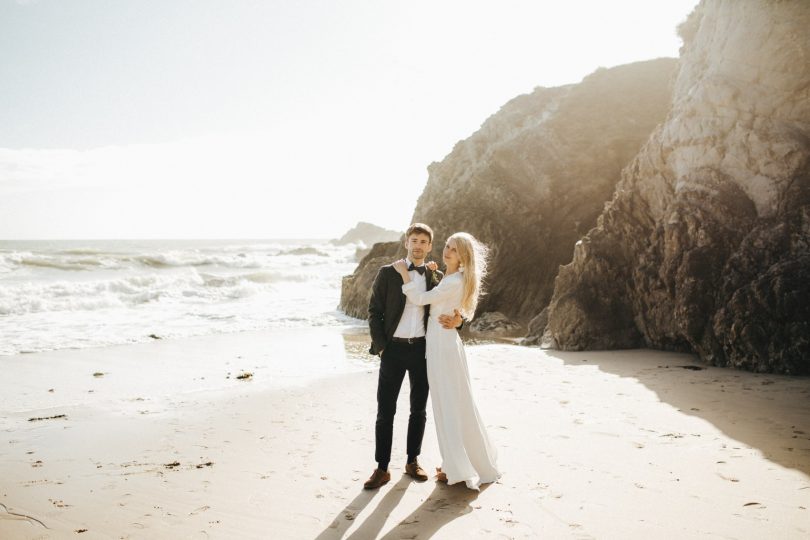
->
[[314, 475, 485, 540]]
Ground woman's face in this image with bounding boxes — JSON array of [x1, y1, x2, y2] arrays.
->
[[443, 239, 460, 270]]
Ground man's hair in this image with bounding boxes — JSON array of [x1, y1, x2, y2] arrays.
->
[[405, 223, 433, 243]]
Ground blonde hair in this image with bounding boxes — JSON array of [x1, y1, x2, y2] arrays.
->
[[447, 232, 489, 319]]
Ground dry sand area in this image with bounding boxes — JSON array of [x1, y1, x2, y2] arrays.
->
[[1, 333, 808, 539]]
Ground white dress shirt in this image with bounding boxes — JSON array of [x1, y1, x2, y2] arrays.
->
[[392, 258, 427, 339]]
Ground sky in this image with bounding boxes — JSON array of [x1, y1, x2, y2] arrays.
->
[[0, 0, 699, 240]]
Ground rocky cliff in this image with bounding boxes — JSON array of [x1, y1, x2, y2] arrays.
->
[[540, 0, 810, 374], [340, 58, 676, 322]]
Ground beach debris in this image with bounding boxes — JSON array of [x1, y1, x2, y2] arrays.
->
[[48, 388, 54, 393], [93, 372, 105, 377], [236, 372, 253, 380], [743, 502, 761, 506], [148, 334, 162, 339], [0, 503, 48, 528], [28, 414, 67, 422], [195, 462, 214, 469], [164, 461, 181, 469], [189, 505, 210, 515], [32, 460, 43, 468], [76, 529, 88, 533]]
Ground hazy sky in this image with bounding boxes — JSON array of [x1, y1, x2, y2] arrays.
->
[[0, 0, 699, 239]]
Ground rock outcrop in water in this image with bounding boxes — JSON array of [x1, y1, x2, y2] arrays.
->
[[539, 0, 810, 374], [334, 222, 402, 261], [334, 222, 401, 246], [340, 59, 676, 322]]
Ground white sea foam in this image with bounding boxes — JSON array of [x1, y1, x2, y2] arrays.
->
[[0, 239, 365, 355]]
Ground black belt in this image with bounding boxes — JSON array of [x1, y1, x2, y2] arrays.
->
[[391, 336, 426, 344]]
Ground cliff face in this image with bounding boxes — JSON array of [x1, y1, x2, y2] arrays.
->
[[419, 59, 677, 322], [541, 0, 810, 374], [339, 59, 676, 322]]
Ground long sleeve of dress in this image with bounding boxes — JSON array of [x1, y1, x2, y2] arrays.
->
[[402, 276, 461, 307]]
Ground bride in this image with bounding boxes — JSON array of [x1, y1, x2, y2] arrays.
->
[[392, 232, 501, 490]]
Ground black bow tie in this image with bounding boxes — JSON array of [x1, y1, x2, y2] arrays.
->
[[408, 263, 426, 275]]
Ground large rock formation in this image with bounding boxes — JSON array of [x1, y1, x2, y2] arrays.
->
[[340, 58, 676, 321], [541, 0, 810, 374], [413, 59, 677, 322], [340, 241, 401, 320]]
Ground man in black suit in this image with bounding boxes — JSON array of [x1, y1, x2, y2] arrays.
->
[[364, 223, 462, 489]]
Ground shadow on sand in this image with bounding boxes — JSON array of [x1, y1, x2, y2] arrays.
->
[[545, 348, 810, 476], [314, 475, 485, 540], [378, 482, 485, 540]]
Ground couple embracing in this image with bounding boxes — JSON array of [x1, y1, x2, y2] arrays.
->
[[364, 223, 501, 491]]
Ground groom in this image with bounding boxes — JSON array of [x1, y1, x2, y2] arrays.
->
[[364, 223, 462, 489]]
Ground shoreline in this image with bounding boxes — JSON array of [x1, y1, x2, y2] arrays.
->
[[1, 330, 808, 538], [0, 326, 372, 419]]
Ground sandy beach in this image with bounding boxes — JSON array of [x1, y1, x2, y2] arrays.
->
[[1, 329, 808, 539]]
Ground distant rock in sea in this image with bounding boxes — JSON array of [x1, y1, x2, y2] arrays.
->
[[334, 222, 403, 262], [539, 0, 810, 374], [334, 222, 402, 246], [340, 58, 676, 322]]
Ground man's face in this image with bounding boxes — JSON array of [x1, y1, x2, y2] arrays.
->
[[405, 233, 432, 264]]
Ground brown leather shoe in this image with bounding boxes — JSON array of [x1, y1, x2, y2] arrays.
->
[[404, 460, 428, 482], [363, 468, 391, 490], [435, 467, 448, 483]]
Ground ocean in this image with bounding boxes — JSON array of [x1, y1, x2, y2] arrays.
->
[[0, 239, 366, 357]]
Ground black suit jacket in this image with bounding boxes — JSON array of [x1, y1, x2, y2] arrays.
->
[[368, 264, 442, 356]]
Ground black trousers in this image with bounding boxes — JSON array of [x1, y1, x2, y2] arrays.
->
[[374, 340, 429, 468]]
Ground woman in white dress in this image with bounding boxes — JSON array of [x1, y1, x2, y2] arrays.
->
[[392, 232, 501, 490]]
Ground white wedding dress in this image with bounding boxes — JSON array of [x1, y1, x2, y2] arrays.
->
[[402, 271, 501, 490]]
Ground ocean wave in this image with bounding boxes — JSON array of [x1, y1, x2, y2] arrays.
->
[[0, 277, 164, 315], [0, 240, 361, 355], [0, 252, 120, 272], [132, 253, 264, 269], [0, 265, 336, 316], [56, 248, 109, 255], [20, 256, 105, 271], [0, 241, 358, 275], [279, 247, 329, 257]]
